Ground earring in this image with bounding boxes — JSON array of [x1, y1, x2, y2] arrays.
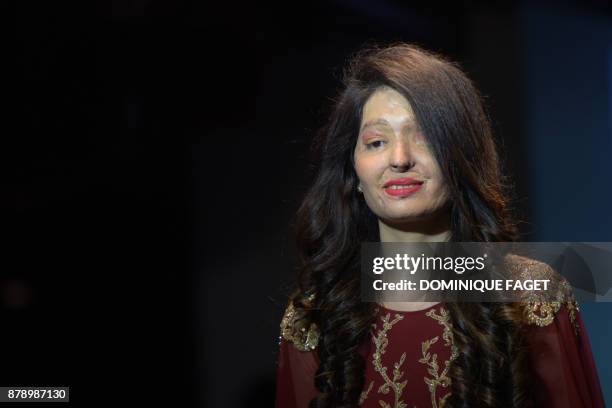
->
[[357, 184, 363, 193]]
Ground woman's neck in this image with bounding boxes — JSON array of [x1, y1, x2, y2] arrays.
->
[[378, 214, 451, 243], [376, 214, 450, 312]]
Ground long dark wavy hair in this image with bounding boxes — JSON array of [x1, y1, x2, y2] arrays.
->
[[290, 43, 533, 407]]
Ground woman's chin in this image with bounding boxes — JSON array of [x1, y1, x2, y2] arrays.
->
[[379, 212, 425, 224]]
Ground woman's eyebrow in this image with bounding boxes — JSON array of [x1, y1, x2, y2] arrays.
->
[[360, 118, 391, 132], [360, 118, 417, 133]]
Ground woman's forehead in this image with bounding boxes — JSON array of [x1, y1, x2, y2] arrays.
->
[[361, 88, 414, 125], [361, 87, 416, 129]]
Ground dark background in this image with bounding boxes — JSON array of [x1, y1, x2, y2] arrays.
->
[[4, 1, 612, 407]]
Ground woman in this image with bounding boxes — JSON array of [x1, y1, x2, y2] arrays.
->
[[275, 43, 604, 408]]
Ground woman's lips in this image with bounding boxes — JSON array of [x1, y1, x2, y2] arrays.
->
[[383, 182, 423, 197], [382, 177, 424, 187], [380, 177, 425, 197]]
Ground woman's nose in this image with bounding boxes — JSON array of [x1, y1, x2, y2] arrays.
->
[[389, 139, 414, 171]]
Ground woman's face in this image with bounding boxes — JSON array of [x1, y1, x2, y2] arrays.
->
[[353, 86, 450, 224]]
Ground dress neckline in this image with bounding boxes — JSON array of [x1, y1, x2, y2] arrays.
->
[[376, 302, 443, 314]]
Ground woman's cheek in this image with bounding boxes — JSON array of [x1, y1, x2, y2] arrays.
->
[[358, 157, 381, 180]]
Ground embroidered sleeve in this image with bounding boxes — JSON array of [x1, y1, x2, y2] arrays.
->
[[280, 300, 320, 352], [276, 296, 321, 408], [504, 253, 580, 335], [524, 280, 581, 336], [510, 256, 606, 406], [523, 292, 605, 407]]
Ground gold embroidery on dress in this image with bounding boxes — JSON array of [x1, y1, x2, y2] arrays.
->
[[370, 312, 408, 408], [566, 298, 580, 336], [524, 279, 581, 337], [280, 301, 319, 351], [359, 380, 374, 405], [419, 307, 458, 408], [503, 253, 581, 336], [525, 300, 561, 327]]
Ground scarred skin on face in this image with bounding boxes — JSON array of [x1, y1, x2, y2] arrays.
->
[[353, 86, 450, 227]]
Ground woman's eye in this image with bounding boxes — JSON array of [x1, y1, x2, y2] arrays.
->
[[366, 140, 386, 149]]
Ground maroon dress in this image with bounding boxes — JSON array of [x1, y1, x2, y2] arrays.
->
[[275, 300, 605, 408]]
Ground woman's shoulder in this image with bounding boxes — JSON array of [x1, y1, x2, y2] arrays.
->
[[504, 253, 580, 331], [279, 292, 320, 351]]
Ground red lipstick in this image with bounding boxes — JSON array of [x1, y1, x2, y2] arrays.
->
[[383, 177, 424, 197]]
